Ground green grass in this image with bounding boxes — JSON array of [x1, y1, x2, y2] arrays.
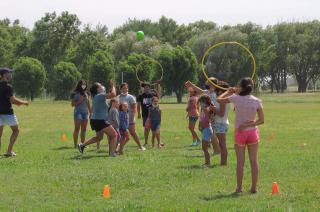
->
[[0, 94, 319, 211]]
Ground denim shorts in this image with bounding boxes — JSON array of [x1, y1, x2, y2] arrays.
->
[[213, 123, 229, 134], [0, 115, 19, 126], [202, 127, 213, 142], [189, 116, 198, 124], [151, 120, 161, 131], [74, 111, 89, 120]]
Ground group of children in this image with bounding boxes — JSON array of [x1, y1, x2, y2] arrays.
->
[[71, 77, 264, 192], [185, 78, 230, 166], [71, 80, 162, 156], [186, 77, 264, 193]]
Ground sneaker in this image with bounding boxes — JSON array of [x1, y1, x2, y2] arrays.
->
[[191, 141, 197, 146], [139, 146, 146, 151], [77, 144, 86, 154], [196, 141, 201, 146], [109, 153, 118, 157], [4, 152, 16, 157], [143, 143, 148, 147]]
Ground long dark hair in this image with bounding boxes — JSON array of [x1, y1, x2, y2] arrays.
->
[[238, 77, 253, 96], [198, 95, 213, 107], [90, 83, 100, 98], [70, 80, 88, 99]]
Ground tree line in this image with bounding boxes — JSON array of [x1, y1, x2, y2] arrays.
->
[[1, 12, 320, 102]]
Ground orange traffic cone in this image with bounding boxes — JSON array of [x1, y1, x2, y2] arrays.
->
[[61, 133, 67, 142], [272, 182, 279, 194], [103, 185, 110, 198]]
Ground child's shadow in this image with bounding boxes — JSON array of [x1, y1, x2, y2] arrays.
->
[[52, 146, 74, 151], [70, 154, 108, 160], [178, 164, 217, 169], [200, 192, 244, 201]]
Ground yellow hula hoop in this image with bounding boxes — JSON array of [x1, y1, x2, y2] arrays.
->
[[201, 41, 256, 90], [135, 59, 164, 86]]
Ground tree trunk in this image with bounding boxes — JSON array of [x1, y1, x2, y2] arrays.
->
[[296, 75, 308, 93], [175, 90, 183, 103]]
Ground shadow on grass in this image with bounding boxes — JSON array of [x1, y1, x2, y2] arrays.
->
[[52, 146, 74, 151], [178, 164, 217, 169], [200, 192, 244, 201], [184, 155, 203, 158], [70, 154, 108, 160]]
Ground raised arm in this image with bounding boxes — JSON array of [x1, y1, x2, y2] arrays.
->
[[217, 87, 238, 104], [156, 81, 161, 98], [184, 81, 205, 95], [106, 80, 116, 99]]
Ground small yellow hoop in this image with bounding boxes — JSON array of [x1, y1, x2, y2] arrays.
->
[[135, 59, 164, 86]]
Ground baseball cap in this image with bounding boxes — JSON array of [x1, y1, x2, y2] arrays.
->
[[0, 68, 13, 75]]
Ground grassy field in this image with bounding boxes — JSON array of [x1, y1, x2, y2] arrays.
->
[[0, 93, 319, 211]]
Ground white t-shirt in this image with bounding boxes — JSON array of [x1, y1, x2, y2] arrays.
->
[[214, 102, 231, 125]]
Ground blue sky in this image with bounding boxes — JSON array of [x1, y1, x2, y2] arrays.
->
[[0, 0, 318, 31]]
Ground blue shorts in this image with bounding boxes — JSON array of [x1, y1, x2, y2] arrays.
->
[[202, 127, 213, 142], [189, 116, 198, 124], [151, 120, 161, 131], [74, 111, 89, 120], [213, 123, 229, 134], [0, 115, 19, 126]]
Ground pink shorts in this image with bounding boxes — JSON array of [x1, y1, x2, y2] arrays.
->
[[235, 128, 259, 146]]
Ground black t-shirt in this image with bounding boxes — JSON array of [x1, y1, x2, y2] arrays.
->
[[0, 81, 14, 115], [137, 91, 158, 117]]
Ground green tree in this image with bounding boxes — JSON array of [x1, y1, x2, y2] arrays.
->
[[0, 19, 29, 67], [189, 29, 250, 86], [51, 61, 81, 100], [117, 53, 155, 95], [287, 21, 320, 92], [88, 50, 115, 88], [27, 12, 80, 73], [157, 46, 198, 103], [12, 57, 46, 100], [111, 18, 161, 41], [68, 24, 109, 80]]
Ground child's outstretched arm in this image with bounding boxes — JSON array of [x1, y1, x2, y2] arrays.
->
[[184, 81, 205, 95], [10, 96, 28, 106], [156, 81, 161, 98], [217, 87, 238, 104]]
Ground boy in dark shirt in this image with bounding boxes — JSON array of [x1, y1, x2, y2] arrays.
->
[[0, 68, 28, 157], [137, 82, 160, 147]]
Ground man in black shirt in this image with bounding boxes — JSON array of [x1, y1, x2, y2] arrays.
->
[[137, 82, 160, 147], [0, 68, 28, 157]]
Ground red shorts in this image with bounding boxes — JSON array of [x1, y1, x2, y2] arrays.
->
[[235, 128, 259, 146]]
